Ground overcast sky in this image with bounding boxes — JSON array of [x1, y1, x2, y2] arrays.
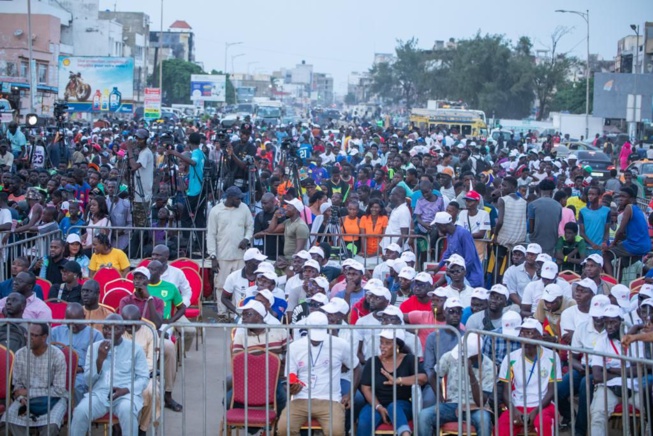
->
[[100, 0, 652, 94]]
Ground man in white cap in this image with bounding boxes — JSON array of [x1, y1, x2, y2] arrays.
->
[[462, 287, 489, 325], [207, 185, 254, 306], [278, 311, 354, 436], [372, 243, 401, 282], [433, 211, 484, 287], [589, 305, 645, 436], [354, 285, 393, 365], [557, 294, 610, 436], [503, 244, 539, 306], [283, 250, 312, 312], [466, 284, 515, 331], [378, 305, 422, 357], [399, 271, 433, 313], [394, 266, 416, 307], [399, 250, 416, 268], [418, 333, 494, 436], [268, 197, 310, 258], [481, 310, 522, 367], [440, 254, 474, 306], [521, 260, 571, 317], [534, 283, 576, 342], [560, 277, 597, 345], [385, 259, 407, 295], [233, 300, 288, 355], [380, 186, 411, 251], [290, 276, 329, 325], [286, 258, 321, 314], [581, 253, 614, 296], [334, 260, 366, 307], [348, 278, 383, 325], [221, 247, 268, 315], [497, 318, 562, 436], [608, 284, 632, 316]]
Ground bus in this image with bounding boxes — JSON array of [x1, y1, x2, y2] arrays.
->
[[409, 108, 488, 138]]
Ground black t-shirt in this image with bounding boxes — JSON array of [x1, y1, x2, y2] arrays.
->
[[326, 180, 350, 200], [360, 354, 425, 405], [44, 257, 67, 285], [254, 208, 285, 259], [49, 283, 83, 303], [229, 140, 257, 180]]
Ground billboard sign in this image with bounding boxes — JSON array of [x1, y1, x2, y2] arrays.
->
[[190, 74, 226, 102], [593, 72, 653, 121], [58, 56, 134, 113], [143, 88, 162, 120]]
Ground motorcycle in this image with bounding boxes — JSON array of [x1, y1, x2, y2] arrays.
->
[[63, 72, 92, 102]]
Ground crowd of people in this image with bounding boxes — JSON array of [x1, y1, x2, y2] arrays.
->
[[0, 113, 652, 436]]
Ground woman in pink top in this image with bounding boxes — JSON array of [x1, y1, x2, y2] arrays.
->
[[619, 140, 632, 171], [555, 191, 576, 237]]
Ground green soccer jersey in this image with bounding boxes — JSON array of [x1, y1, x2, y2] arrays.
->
[[148, 280, 183, 319]]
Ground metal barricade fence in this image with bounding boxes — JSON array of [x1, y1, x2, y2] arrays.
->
[[0, 230, 62, 281], [157, 322, 463, 436], [0, 318, 159, 436], [464, 328, 653, 436]]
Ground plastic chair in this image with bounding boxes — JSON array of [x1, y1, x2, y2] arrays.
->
[[35, 277, 52, 298], [102, 288, 133, 312], [376, 421, 414, 434], [610, 403, 641, 431], [558, 270, 581, 283], [104, 278, 135, 294], [630, 277, 645, 291], [46, 299, 68, 327], [601, 273, 618, 285], [181, 267, 204, 349], [0, 344, 14, 414], [219, 351, 281, 436], [137, 258, 152, 268], [93, 267, 122, 300], [93, 413, 119, 436], [171, 257, 200, 273]]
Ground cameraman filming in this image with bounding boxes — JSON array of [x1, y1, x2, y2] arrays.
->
[[126, 128, 154, 227], [224, 123, 256, 195], [166, 132, 206, 232]]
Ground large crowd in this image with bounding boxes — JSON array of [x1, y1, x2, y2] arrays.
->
[[0, 113, 652, 436]]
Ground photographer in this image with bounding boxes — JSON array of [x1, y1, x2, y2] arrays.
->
[[223, 124, 256, 194], [126, 129, 154, 228], [166, 132, 207, 234]]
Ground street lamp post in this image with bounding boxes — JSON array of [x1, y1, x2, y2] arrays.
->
[[159, 0, 164, 89], [224, 41, 243, 73], [27, 0, 35, 114], [631, 24, 640, 141], [231, 54, 244, 75], [556, 9, 590, 139]]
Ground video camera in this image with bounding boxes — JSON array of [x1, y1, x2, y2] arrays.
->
[[53, 102, 68, 121]]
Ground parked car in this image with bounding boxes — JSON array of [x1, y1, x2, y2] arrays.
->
[[576, 150, 614, 181], [621, 160, 653, 196]]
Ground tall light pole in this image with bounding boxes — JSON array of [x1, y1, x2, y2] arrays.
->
[[631, 24, 640, 141], [224, 41, 243, 73], [556, 9, 590, 139], [158, 0, 164, 89], [27, 0, 35, 114], [231, 54, 244, 75]]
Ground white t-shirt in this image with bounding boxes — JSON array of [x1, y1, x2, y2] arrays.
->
[[457, 209, 491, 236], [522, 279, 572, 313], [499, 347, 562, 408], [590, 331, 644, 389], [0, 208, 13, 261], [223, 269, 251, 308], [571, 319, 603, 365], [442, 284, 474, 308], [354, 312, 422, 359], [372, 261, 391, 282], [161, 265, 192, 306], [381, 203, 411, 250], [560, 306, 591, 336], [135, 146, 154, 202], [285, 275, 305, 313], [287, 335, 354, 401]]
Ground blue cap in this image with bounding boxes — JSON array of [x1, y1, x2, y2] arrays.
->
[[224, 186, 244, 198], [646, 269, 653, 279]]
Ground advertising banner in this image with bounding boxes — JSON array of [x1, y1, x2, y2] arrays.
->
[[190, 74, 226, 102], [58, 56, 134, 113], [144, 88, 162, 120]]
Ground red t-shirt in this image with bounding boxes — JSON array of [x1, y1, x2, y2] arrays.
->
[[399, 296, 432, 314], [349, 298, 370, 325]]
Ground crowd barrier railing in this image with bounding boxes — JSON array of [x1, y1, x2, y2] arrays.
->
[[0, 230, 63, 281]]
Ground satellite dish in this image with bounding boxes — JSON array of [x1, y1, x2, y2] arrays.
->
[[14, 29, 23, 37]]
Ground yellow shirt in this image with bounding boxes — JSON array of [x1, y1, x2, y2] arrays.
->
[[89, 248, 130, 272], [566, 196, 587, 220]]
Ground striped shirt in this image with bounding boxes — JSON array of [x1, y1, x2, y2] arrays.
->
[[232, 327, 288, 355], [497, 195, 527, 247]]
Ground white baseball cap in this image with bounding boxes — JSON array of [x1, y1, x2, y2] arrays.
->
[[132, 266, 151, 280], [589, 294, 611, 317], [366, 286, 392, 302], [502, 311, 522, 337], [471, 287, 489, 301], [567, 154, 578, 161], [428, 287, 449, 298], [444, 297, 463, 310], [363, 278, 384, 290], [237, 300, 266, 318], [536, 253, 553, 263], [386, 243, 402, 253], [390, 260, 408, 274], [378, 305, 403, 320], [400, 251, 416, 263], [526, 243, 542, 254], [66, 233, 82, 244], [308, 246, 325, 259], [602, 304, 622, 319], [307, 292, 329, 305], [257, 271, 278, 283], [303, 259, 321, 272], [490, 284, 509, 298], [446, 254, 466, 269], [610, 284, 631, 309], [582, 253, 604, 267], [243, 248, 267, 262], [379, 329, 405, 341], [414, 272, 433, 284], [574, 277, 598, 294], [639, 284, 653, 299], [255, 289, 275, 306], [304, 312, 329, 341], [398, 267, 417, 280], [542, 284, 564, 302], [322, 297, 349, 315], [254, 262, 275, 274], [451, 332, 481, 359], [348, 260, 365, 273], [512, 245, 526, 254], [516, 318, 543, 335], [310, 276, 330, 293], [431, 211, 453, 226], [293, 250, 312, 261], [540, 261, 559, 280], [284, 198, 305, 213]]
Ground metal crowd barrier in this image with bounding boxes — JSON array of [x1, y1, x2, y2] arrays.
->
[[465, 328, 653, 436], [0, 230, 62, 281], [0, 318, 159, 436]]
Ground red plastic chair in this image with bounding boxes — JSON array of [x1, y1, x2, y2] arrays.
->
[[440, 422, 477, 435], [50, 342, 79, 404], [0, 344, 14, 414], [104, 278, 134, 294], [601, 273, 618, 285], [376, 421, 414, 434], [559, 270, 581, 283], [102, 288, 133, 312], [171, 257, 200, 273], [36, 277, 52, 298], [93, 267, 122, 300], [46, 299, 68, 327], [630, 277, 646, 291], [137, 258, 152, 268], [180, 267, 202, 320], [220, 351, 281, 436]]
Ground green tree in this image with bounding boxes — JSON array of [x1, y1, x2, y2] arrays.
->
[[344, 93, 356, 105], [159, 59, 204, 104], [533, 28, 572, 120], [550, 76, 594, 114]]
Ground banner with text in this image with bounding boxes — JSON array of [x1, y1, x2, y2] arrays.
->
[[144, 88, 162, 120], [58, 56, 134, 113], [190, 74, 226, 102]]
